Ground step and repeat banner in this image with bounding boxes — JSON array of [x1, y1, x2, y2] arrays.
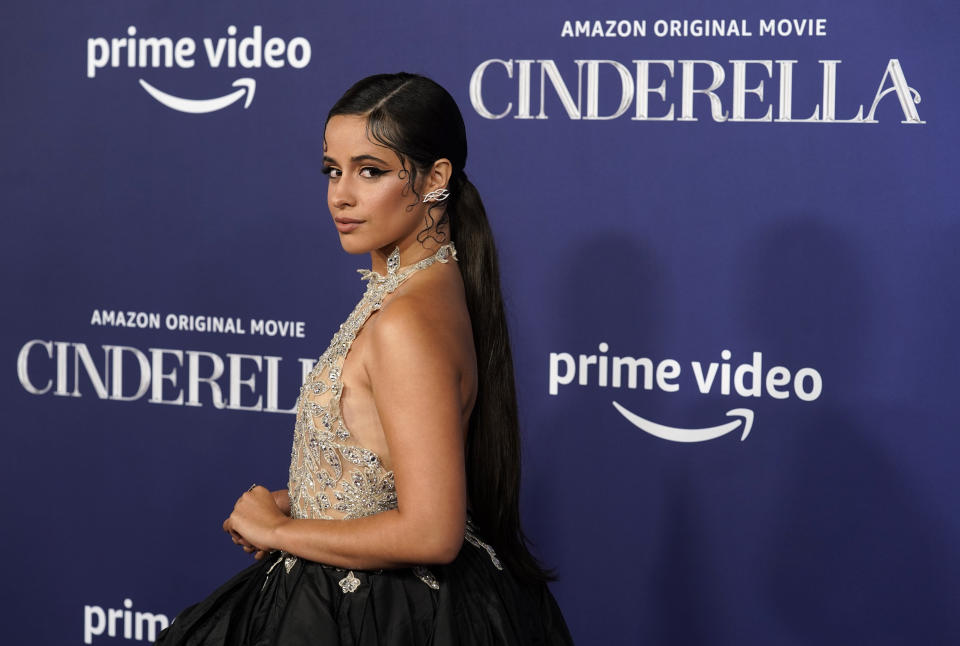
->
[[3, 1, 958, 644]]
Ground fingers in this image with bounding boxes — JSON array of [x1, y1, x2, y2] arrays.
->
[[226, 526, 253, 548], [233, 534, 264, 554], [243, 486, 267, 502], [226, 525, 265, 554]]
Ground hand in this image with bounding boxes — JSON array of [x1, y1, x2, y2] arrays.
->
[[226, 528, 266, 558], [271, 488, 292, 516], [223, 486, 290, 558]]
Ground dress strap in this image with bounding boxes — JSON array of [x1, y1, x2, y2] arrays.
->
[[357, 242, 458, 293]]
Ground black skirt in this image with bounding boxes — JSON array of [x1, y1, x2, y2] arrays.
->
[[155, 537, 574, 645]]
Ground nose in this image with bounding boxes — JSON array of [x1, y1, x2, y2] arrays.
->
[[329, 175, 356, 210]]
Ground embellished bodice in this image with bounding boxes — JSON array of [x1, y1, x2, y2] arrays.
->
[[287, 243, 458, 521]]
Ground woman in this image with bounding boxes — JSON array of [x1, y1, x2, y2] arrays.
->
[[156, 72, 573, 645]]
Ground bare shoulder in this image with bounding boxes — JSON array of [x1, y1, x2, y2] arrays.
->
[[365, 267, 474, 376]]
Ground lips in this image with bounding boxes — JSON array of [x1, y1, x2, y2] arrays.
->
[[334, 217, 363, 233]]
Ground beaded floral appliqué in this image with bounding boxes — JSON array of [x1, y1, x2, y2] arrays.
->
[[338, 571, 361, 593], [280, 244, 502, 587], [413, 566, 440, 590], [283, 244, 458, 580], [466, 519, 504, 570]]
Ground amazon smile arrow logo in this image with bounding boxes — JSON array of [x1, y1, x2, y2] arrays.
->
[[612, 401, 754, 442], [87, 26, 311, 116], [138, 78, 256, 114]]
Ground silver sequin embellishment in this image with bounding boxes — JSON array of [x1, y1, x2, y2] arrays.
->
[[339, 571, 361, 593], [287, 244, 458, 525], [413, 566, 440, 590], [260, 553, 286, 591], [465, 523, 504, 570], [386, 247, 401, 274], [284, 244, 459, 585]]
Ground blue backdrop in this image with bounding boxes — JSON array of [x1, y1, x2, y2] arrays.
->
[[3, 1, 958, 644]]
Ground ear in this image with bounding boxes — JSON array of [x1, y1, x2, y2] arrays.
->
[[423, 158, 452, 195]]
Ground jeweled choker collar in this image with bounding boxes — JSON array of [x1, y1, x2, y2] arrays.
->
[[357, 242, 458, 285]]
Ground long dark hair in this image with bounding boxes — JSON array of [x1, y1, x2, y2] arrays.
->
[[326, 73, 553, 585]]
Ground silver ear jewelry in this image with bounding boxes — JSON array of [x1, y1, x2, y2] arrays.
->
[[421, 188, 450, 203]]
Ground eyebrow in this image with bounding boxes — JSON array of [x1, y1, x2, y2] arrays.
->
[[322, 154, 391, 165]]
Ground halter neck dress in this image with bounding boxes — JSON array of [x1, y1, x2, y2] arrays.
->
[[155, 243, 574, 645]]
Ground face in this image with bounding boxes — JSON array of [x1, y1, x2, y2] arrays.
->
[[322, 114, 428, 258]]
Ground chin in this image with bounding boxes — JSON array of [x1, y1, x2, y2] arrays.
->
[[337, 234, 375, 256]]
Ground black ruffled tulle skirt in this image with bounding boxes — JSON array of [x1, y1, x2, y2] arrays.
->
[[154, 537, 574, 645]]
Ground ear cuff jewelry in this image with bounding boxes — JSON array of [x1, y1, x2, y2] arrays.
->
[[421, 188, 450, 203]]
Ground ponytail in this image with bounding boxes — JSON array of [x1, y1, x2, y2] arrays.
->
[[449, 172, 555, 585], [327, 72, 554, 586]]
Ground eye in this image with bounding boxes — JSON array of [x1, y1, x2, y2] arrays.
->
[[359, 167, 387, 178], [321, 166, 341, 179]]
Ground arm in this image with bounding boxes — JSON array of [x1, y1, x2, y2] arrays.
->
[[225, 297, 468, 568]]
